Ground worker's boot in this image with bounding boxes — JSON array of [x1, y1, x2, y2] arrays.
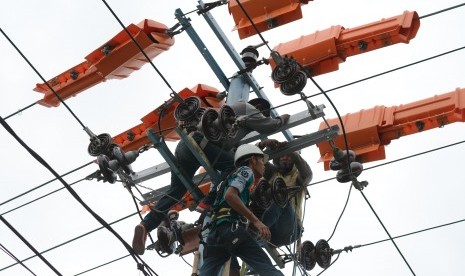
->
[[132, 223, 147, 255]]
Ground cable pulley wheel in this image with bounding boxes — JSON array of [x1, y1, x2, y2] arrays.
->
[[88, 133, 113, 157], [279, 70, 307, 96], [200, 108, 223, 142], [251, 179, 272, 209], [97, 154, 117, 184], [315, 239, 332, 269], [271, 177, 288, 208], [271, 59, 299, 84], [219, 105, 237, 138], [174, 96, 201, 122], [299, 240, 316, 271]]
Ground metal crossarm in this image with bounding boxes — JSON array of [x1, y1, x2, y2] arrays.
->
[[146, 129, 204, 201]]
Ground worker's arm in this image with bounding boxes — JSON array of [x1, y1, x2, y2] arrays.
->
[[224, 187, 271, 241], [290, 152, 313, 186]]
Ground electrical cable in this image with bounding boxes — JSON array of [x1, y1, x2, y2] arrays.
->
[[361, 218, 465, 248], [327, 184, 353, 242], [315, 253, 341, 276], [0, 243, 37, 276], [358, 190, 416, 275], [309, 139, 465, 187], [419, 2, 465, 19], [4, 102, 37, 120], [1, 177, 86, 216], [73, 254, 131, 276], [0, 28, 86, 130], [0, 161, 93, 207], [0, 211, 137, 272], [0, 116, 159, 276], [0, 215, 63, 275], [100, 0, 177, 94]]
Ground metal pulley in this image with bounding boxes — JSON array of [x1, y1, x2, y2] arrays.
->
[[87, 133, 113, 157], [271, 177, 289, 208]]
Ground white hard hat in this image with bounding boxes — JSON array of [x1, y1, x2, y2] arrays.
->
[[234, 144, 268, 166]]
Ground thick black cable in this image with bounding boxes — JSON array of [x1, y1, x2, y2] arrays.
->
[[0, 116, 159, 276], [0, 28, 86, 129], [308, 139, 465, 187], [73, 254, 131, 276], [0, 211, 137, 272], [0, 243, 37, 276], [100, 0, 177, 94], [4, 102, 37, 120], [0, 161, 93, 207], [1, 178, 86, 216], [0, 215, 63, 275], [358, 190, 416, 275], [419, 2, 465, 19], [327, 184, 352, 242]]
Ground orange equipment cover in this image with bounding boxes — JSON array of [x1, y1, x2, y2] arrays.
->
[[34, 19, 175, 107], [171, 181, 212, 212], [317, 88, 465, 170], [270, 11, 419, 78], [112, 84, 225, 152], [228, 0, 311, 39]]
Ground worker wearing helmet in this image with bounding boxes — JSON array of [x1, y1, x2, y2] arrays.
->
[[257, 139, 313, 247], [200, 144, 284, 276], [132, 99, 288, 256]]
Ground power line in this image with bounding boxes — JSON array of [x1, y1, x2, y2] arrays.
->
[[0, 116, 158, 276], [0, 243, 37, 276], [0, 212, 137, 272], [1, 177, 87, 216], [357, 190, 416, 275], [0, 28, 87, 130], [0, 161, 93, 207], [74, 254, 131, 276], [419, 2, 465, 19], [309, 139, 465, 187], [100, 0, 178, 95], [0, 214, 62, 275]]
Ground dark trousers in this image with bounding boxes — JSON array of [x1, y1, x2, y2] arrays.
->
[[200, 222, 284, 276], [143, 133, 234, 232]]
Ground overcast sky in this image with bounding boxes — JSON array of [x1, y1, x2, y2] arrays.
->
[[1, 1, 464, 275]]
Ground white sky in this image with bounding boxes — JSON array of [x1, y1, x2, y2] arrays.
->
[[1, 1, 464, 275]]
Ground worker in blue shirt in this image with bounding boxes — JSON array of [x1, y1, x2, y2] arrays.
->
[[200, 144, 284, 276]]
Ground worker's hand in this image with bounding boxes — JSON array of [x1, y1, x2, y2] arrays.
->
[[258, 139, 280, 150], [251, 220, 271, 241]]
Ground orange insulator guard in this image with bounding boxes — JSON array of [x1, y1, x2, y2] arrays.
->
[[34, 19, 175, 107], [112, 84, 225, 152], [270, 11, 420, 78], [317, 88, 465, 170], [228, 0, 310, 39]]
